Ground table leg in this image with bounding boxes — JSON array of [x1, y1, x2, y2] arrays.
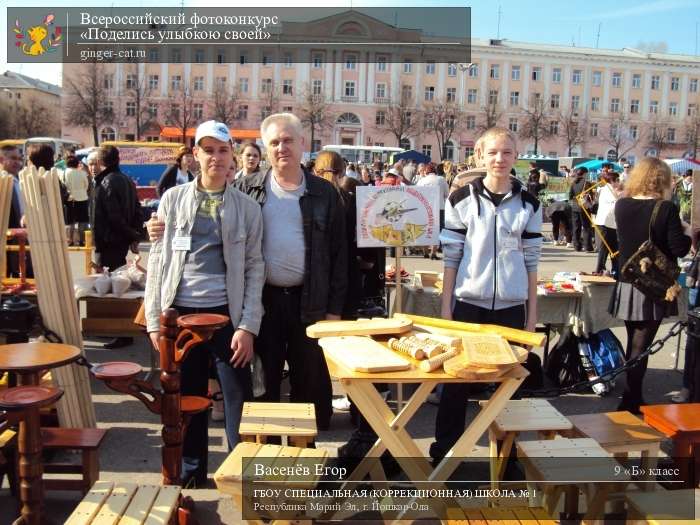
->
[[342, 382, 434, 484], [673, 438, 694, 488], [16, 406, 43, 525], [640, 444, 660, 491]]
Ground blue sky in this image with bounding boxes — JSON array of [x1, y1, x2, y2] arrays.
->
[[2, 0, 700, 86]]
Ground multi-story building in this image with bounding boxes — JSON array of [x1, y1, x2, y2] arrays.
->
[[0, 70, 61, 138], [62, 11, 700, 164]]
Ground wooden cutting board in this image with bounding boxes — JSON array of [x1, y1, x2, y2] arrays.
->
[[306, 317, 413, 338], [444, 347, 528, 379], [318, 336, 412, 373], [461, 333, 519, 369], [577, 274, 616, 284]]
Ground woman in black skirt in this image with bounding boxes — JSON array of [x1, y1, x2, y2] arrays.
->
[[610, 157, 692, 413]]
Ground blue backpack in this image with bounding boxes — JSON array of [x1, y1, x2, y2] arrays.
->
[[578, 329, 625, 395]]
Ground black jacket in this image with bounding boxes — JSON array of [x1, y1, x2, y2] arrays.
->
[[235, 168, 348, 322], [157, 163, 194, 198], [93, 166, 143, 252]]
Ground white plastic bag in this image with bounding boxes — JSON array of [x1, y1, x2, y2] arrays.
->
[[94, 268, 112, 295]]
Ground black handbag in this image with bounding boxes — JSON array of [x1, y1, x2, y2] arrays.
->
[[620, 200, 680, 302]]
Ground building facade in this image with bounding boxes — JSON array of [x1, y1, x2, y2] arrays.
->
[[62, 12, 700, 164], [0, 70, 62, 139]]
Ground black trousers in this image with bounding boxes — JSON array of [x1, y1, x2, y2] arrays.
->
[[571, 210, 593, 251], [430, 301, 526, 461], [95, 244, 129, 272], [595, 226, 620, 276], [256, 285, 333, 430], [550, 211, 571, 243]]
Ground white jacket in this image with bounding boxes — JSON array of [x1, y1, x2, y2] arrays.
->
[[63, 168, 89, 202], [594, 184, 617, 229]]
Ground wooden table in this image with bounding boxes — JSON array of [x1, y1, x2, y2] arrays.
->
[[322, 343, 528, 520], [0, 342, 81, 525], [79, 295, 143, 337], [640, 403, 700, 488]]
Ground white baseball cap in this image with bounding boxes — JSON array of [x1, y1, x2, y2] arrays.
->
[[194, 120, 231, 145]]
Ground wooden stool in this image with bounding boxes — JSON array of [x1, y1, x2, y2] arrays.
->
[[626, 488, 699, 525], [640, 403, 700, 488], [517, 437, 629, 520], [65, 480, 181, 525], [566, 411, 664, 491], [480, 398, 573, 490], [41, 427, 108, 494], [214, 441, 329, 524], [239, 402, 317, 447], [0, 385, 64, 525]]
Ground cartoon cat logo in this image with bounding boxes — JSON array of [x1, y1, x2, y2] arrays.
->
[[13, 14, 62, 56]]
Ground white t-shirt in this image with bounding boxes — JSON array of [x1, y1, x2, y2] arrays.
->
[[416, 173, 449, 210], [594, 184, 617, 228]]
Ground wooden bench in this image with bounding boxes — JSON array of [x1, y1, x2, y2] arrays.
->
[[65, 481, 181, 525], [214, 441, 328, 524], [566, 411, 664, 491], [626, 488, 699, 525], [517, 437, 629, 520], [41, 427, 107, 493], [239, 402, 317, 447], [480, 399, 573, 490]]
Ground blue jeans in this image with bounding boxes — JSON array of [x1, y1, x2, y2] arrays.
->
[[176, 304, 253, 484]]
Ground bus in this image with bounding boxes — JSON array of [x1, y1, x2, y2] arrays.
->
[[320, 145, 404, 165], [0, 137, 83, 162]]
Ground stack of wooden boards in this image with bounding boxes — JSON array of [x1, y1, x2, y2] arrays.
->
[[0, 172, 13, 280], [307, 315, 538, 377], [19, 166, 95, 428]]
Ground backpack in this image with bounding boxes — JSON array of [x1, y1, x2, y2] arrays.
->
[[577, 329, 625, 396], [544, 330, 587, 387]]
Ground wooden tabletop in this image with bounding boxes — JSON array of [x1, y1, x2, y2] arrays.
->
[[627, 488, 699, 524], [0, 342, 81, 372], [641, 404, 700, 435], [568, 411, 665, 448], [324, 349, 529, 383]]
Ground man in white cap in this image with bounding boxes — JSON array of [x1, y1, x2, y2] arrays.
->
[[144, 120, 265, 487]]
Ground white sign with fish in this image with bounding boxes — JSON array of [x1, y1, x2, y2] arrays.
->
[[356, 185, 440, 247]]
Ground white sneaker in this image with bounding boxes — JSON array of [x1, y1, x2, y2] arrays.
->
[[566, 243, 573, 248], [332, 396, 351, 411]]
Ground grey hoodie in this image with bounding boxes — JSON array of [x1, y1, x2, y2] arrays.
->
[[440, 177, 542, 310]]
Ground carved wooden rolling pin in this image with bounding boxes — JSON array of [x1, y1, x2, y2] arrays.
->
[[388, 337, 426, 360], [419, 348, 460, 372]]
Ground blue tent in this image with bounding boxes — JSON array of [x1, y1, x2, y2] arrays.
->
[[394, 150, 431, 164], [573, 159, 623, 173]]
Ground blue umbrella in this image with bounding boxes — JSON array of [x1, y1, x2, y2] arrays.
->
[[573, 159, 623, 173]]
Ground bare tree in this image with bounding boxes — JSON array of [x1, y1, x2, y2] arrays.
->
[[423, 99, 465, 161], [519, 94, 551, 155], [297, 85, 334, 153], [646, 115, 674, 158], [558, 109, 588, 156], [0, 102, 13, 139], [13, 96, 53, 137], [64, 63, 114, 146], [684, 110, 700, 159], [374, 91, 421, 147], [165, 87, 195, 144], [122, 66, 153, 141], [259, 79, 279, 120], [602, 112, 640, 161], [210, 87, 239, 126], [477, 97, 503, 134]]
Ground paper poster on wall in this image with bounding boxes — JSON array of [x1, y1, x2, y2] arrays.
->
[[356, 185, 440, 247]]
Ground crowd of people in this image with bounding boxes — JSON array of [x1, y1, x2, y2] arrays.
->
[[0, 112, 695, 486]]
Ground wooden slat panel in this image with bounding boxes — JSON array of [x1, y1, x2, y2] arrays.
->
[[480, 507, 520, 525], [91, 483, 138, 525], [117, 484, 159, 525], [65, 481, 114, 525], [214, 441, 265, 497], [462, 509, 488, 525], [527, 506, 559, 525], [143, 485, 181, 525]]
